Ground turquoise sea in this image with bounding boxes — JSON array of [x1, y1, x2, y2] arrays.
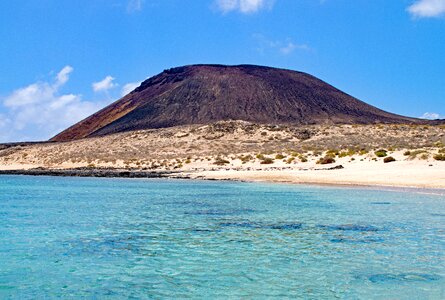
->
[[0, 175, 444, 299]]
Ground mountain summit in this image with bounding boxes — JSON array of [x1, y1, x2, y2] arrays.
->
[[52, 64, 419, 142]]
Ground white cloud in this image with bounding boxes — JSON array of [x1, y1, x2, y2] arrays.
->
[[407, 0, 445, 18], [4, 67, 75, 108], [4, 83, 54, 108], [279, 42, 310, 55], [420, 112, 441, 119], [1, 66, 104, 142], [55, 65, 73, 87], [280, 43, 298, 55], [215, 0, 274, 14], [121, 81, 141, 97], [92, 76, 117, 92], [253, 34, 310, 55], [127, 0, 144, 13]]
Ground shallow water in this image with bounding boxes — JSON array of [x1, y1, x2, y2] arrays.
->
[[0, 175, 444, 299]]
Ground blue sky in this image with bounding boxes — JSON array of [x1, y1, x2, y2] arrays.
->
[[0, 0, 444, 142]]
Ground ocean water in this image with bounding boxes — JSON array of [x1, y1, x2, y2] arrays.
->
[[0, 176, 444, 299]]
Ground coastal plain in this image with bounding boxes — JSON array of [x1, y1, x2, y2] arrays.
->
[[1, 121, 444, 189]]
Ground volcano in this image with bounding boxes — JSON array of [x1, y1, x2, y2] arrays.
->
[[52, 64, 420, 142]]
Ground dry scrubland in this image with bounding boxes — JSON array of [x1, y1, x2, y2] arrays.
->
[[0, 121, 444, 171]]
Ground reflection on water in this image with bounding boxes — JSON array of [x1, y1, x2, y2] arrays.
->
[[0, 176, 444, 299]]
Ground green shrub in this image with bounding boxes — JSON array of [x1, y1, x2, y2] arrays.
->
[[403, 151, 411, 156], [317, 156, 336, 165], [326, 149, 339, 157], [358, 149, 369, 155], [290, 151, 300, 157], [433, 154, 445, 161], [286, 157, 295, 164], [256, 153, 265, 160], [420, 153, 429, 160], [214, 158, 230, 165], [312, 151, 322, 157], [275, 154, 286, 159], [407, 150, 427, 159], [383, 156, 396, 163], [339, 149, 356, 158], [260, 157, 274, 164], [239, 155, 253, 162], [338, 151, 348, 158], [375, 149, 388, 157]]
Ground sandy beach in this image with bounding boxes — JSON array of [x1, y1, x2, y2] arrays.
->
[[1, 151, 444, 190], [187, 161, 445, 189]]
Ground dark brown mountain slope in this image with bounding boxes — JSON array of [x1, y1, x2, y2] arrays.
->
[[52, 64, 421, 142]]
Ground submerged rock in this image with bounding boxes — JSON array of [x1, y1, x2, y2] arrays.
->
[[220, 221, 302, 230], [186, 208, 256, 216], [269, 223, 303, 230], [318, 224, 380, 232], [368, 273, 441, 283], [330, 236, 384, 244]]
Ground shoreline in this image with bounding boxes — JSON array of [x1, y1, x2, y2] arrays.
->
[[1, 167, 444, 195], [230, 178, 445, 195], [0, 168, 178, 179], [1, 122, 443, 192]]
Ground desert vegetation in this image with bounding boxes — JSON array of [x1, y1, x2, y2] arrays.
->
[[317, 156, 336, 165], [383, 156, 396, 163], [0, 121, 444, 171]]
